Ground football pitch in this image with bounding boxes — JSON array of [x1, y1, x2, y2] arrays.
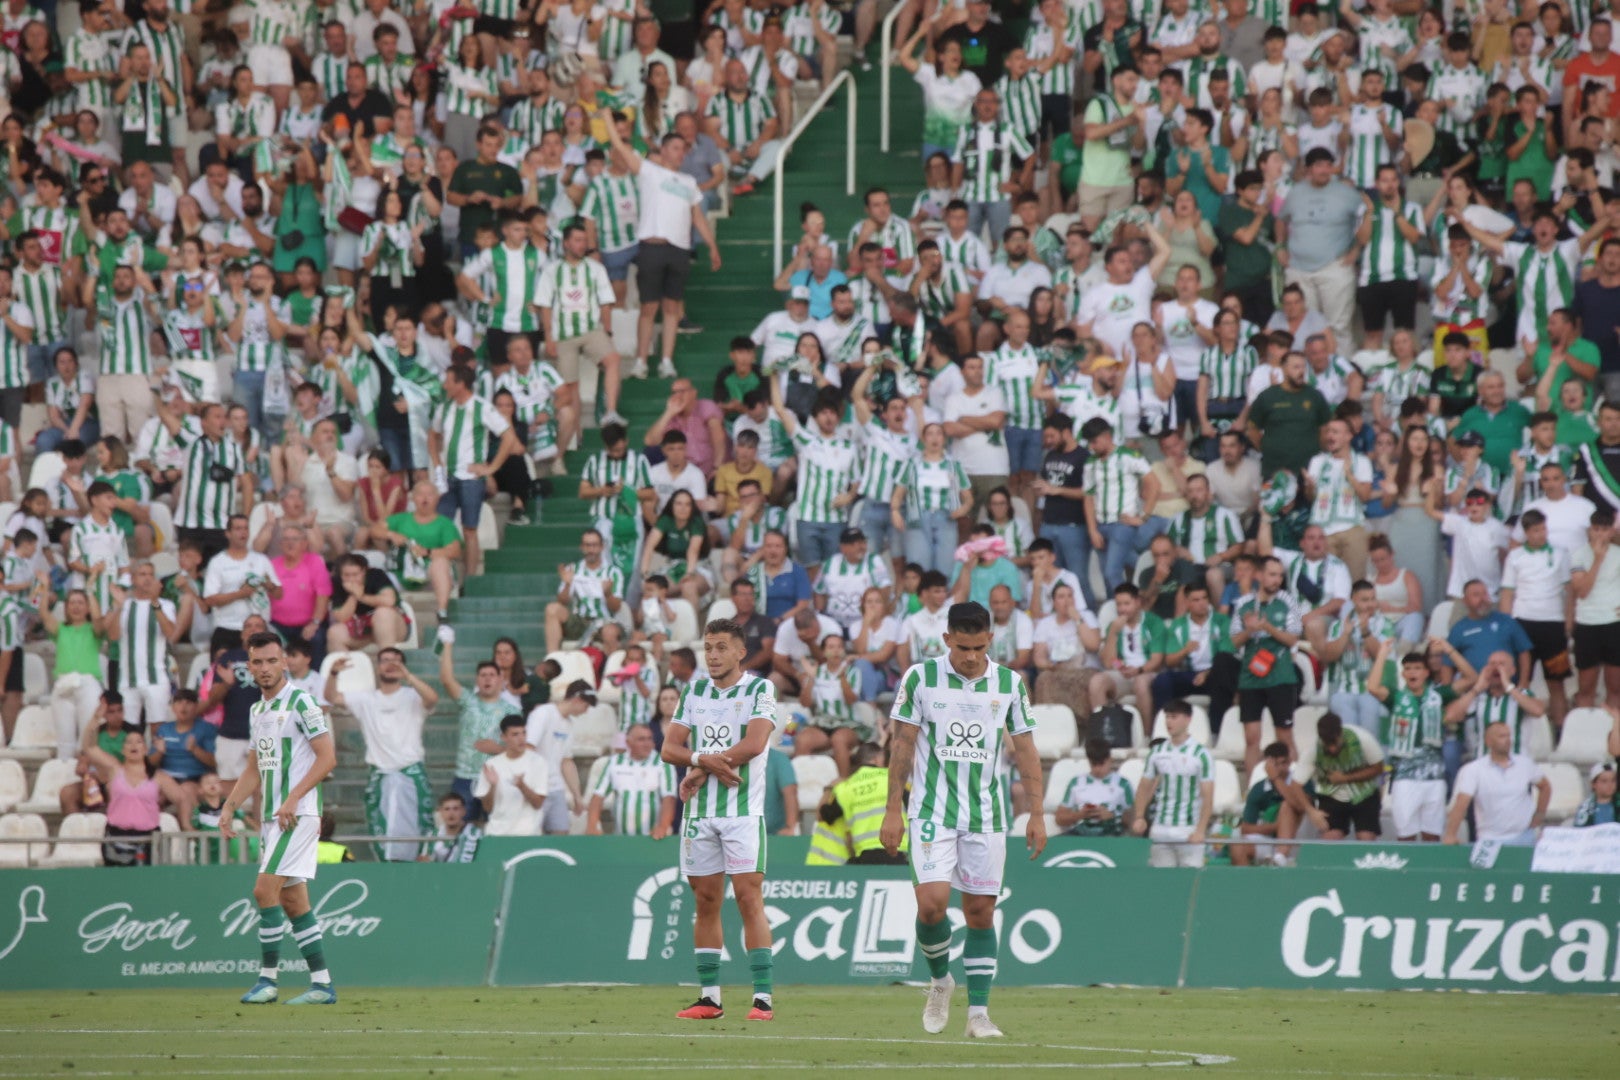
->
[[0, 985, 1611, 1079]]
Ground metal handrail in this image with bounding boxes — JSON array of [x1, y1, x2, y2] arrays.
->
[[771, 69, 858, 279], [879, 0, 905, 153]]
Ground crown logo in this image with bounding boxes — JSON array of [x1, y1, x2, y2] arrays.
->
[[1352, 852, 1409, 870]]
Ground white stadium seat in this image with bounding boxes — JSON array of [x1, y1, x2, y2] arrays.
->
[[546, 650, 596, 692], [1213, 707, 1272, 762], [17, 758, 77, 815], [705, 599, 737, 624], [0, 706, 55, 763], [0, 812, 47, 867], [22, 651, 46, 704], [0, 759, 26, 812], [1043, 756, 1087, 812], [1211, 760, 1242, 817], [1543, 763, 1586, 824], [1291, 706, 1325, 763], [1117, 757, 1145, 790], [791, 754, 838, 811], [1030, 704, 1078, 760], [398, 601, 421, 650], [1426, 600, 1456, 642], [1521, 714, 1556, 762], [148, 550, 180, 581], [41, 811, 106, 867], [147, 501, 176, 552], [1553, 708, 1612, 766], [26, 451, 63, 491], [665, 598, 701, 648], [319, 651, 375, 700], [571, 705, 620, 758]]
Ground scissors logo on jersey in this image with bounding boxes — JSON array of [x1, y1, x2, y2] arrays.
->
[[938, 721, 990, 763], [700, 724, 727, 749]]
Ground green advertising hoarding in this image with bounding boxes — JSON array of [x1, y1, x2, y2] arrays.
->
[[0, 838, 1613, 994]]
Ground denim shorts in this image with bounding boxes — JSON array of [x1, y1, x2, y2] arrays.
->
[[601, 244, 639, 282], [1006, 426, 1043, 474], [437, 476, 486, 528]]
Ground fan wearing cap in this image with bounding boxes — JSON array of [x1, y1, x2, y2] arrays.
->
[[815, 527, 892, 635], [1575, 762, 1619, 826], [1039, 351, 1124, 439], [523, 679, 599, 835], [1442, 429, 1501, 511], [1434, 487, 1511, 601]]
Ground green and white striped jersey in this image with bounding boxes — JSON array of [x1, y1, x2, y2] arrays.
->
[[117, 595, 175, 689], [1143, 736, 1214, 828], [596, 0, 637, 61], [815, 552, 892, 627], [780, 0, 840, 56], [995, 70, 1043, 137], [97, 291, 154, 376], [1185, 55, 1248, 109], [1054, 262, 1105, 324], [0, 594, 21, 651], [432, 395, 511, 481], [985, 341, 1043, 430], [1383, 682, 1446, 781], [162, 307, 218, 363], [510, 94, 568, 146], [591, 750, 676, 835], [1425, 62, 1487, 146], [1373, 360, 1430, 415], [0, 300, 31, 389], [891, 656, 1035, 833], [1160, 611, 1232, 672], [1462, 687, 1533, 760], [579, 171, 639, 253], [845, 217, 916, 283], [234, 295, 289, 373], [215, 92, 277, 142], [44, 370, 93, 421], [173, 418, 246, 529], [704, 88, 775, 148], [1358, 199, 1424, 285], [1060, 770, 1134, 835], [462, 242, 547, 334], [125, 19, 186, 98], [442, 61, 498, 117], [954, 122, 1035, 203], [581, 450, 652, 522], [1502, 239, 1580, 334], [1323, 613, 1397, 695], [14, 262, 64, 343], [15, 203, 81, 270], [1023, 16, 1080, 96], [66, 29, 117, 109], [312, 51, 347, 100], [727, 503, 788, 554], [855, 420, 917, 502], [1343, 101, 1402, 189], [534, 257, 615, 340], [69, 515, 127, 609], [1083, 446, 1150, 523], [1443, 460, 1500, 500], [1167, 504, 1243, 562], [899, 454, 970, 517], [670, 672, 780, 819], [938, 230, 991, 278], [1306, 451, 1373, 531], [914, 263, 972, 323], [560, 557, 625, 621], [244, 0, 299, 45], [792, 426, 859, 524], [810, 661, 860, 725], [1198, 343, 1256, 400], [364, 52, 415, 99], [617, 679, 653, 733], [361, 221, 417, 281], [251, 680, 331, 819]]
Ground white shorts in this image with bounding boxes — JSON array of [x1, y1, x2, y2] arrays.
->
[[329, 232, 362, 272], [247, 44, 294, 87], [1391, 778, 1446, 838], [121, 683, 172, 731], [909, 819, 1007, 896], [215, 736, 251, 781], [259, 814, 320, 885], [681, 814, 766, 878], [1148, 823, 1207, 867], [540, 791, 571, 834]]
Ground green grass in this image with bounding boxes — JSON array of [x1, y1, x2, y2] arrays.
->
[[1, 985, 1613, 1078]]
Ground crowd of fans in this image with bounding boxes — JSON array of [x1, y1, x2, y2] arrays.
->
[[5, 0, 1620, 867]]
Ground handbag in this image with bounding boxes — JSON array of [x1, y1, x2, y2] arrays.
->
[[279, 187, 307, 249], [338, 207, 374, 235], [1247, 648, 1277, 679]]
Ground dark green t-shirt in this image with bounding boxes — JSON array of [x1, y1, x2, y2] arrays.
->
[[449, 160, 523, 239], [1050, 133, 1083, 196], [1428, 362, 1478, 420], [1216, 201, 1274, 291], [1249, 384, 1332, 477], [654, 515, 701, 561]]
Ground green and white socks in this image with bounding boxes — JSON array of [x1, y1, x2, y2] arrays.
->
[[290, 911, 332, 986], [258, 906, 285, 982], [964, 926, 997, 1017], [696, 948, 722, 1004], [918, 920, 997, 1017], [749, 946, 773, 1007]]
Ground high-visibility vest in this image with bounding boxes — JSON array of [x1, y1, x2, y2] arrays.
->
[[836, 766, 905, 858], [316, 840, 353, 864], [806, 813, 851, 865]]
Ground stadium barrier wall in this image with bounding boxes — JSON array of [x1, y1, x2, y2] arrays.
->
[[1, 838, 1613, 993]]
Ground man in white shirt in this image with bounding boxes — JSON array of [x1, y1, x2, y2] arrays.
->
[[1260, 518, 1353, 623], [942, 354, 1010, 521], [751, 287, 820, 380], [897, 569, 951, 669], [1570, 507, 1620, 707], [1074, 223, 1173, 359], [987, 583, 1034, 669], [645, 430, 714, 518], [1443, 721, 1550, 845], [975, 226, 1051, 351], [610, 15, 677, 99], [1512, 463, 1595, 554], [523, 680, 597, 835], [1303, 417, 1374, 579], [1441, 489, 1511, 599], [325, 649, 440, 861], [1498, 508, 1573, 727], [475, 716, 550, 837], [202, 514, 282, 653], [770, 608, 844, 697]]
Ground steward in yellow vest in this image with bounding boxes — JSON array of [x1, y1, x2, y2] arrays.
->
[[805, 743, 909, 865]]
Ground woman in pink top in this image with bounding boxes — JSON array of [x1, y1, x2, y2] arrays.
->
[[86, 728, 185, 867], [268, 524, 333, 660]]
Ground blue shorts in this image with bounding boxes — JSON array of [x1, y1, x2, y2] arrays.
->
[[438, 477, 486, 528], [601, 244, 638, 282], [798, 520, 844, 568], [1006, 426, 1043, 474]]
